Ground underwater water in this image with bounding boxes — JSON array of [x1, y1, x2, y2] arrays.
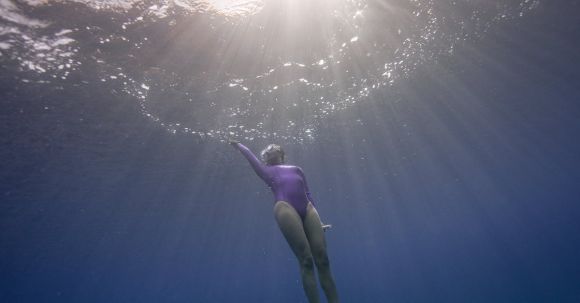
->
[[1, 0, 580, 302]]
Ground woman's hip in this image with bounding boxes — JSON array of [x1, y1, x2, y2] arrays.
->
[[274, 200, 313, 219]]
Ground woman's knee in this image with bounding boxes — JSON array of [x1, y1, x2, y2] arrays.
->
[[313, 250, 330, 269], [299, 254, 315, 270]]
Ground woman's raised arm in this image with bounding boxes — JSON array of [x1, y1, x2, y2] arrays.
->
[[231, 141, 270, 183]]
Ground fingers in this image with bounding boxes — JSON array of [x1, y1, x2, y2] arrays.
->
[[322, 224, 332, 232]]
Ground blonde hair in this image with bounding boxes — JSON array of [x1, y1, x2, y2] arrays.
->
[[260, 144, 285, 165]]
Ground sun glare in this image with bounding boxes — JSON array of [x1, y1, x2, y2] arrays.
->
[[205, 0, 264, 17]]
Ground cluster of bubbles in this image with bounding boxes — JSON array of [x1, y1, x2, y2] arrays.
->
[[1, 0, 540, 143]]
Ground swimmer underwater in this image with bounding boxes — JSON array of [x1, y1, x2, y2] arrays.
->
[[229, 140, 339, 303]]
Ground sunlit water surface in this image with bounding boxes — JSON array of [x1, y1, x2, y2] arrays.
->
[[1, 0, 539, 142]]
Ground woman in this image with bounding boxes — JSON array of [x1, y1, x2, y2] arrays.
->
[[230, 141, 339, 303]]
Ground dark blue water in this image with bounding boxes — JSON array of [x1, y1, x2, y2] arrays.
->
[[2, 1, 580, 302]]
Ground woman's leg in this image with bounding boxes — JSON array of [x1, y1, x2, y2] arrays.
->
[[303, 203, 340, 303], [273, 201, 320, 303]]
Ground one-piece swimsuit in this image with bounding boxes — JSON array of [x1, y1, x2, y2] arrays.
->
[[235, 143, 314, 219]]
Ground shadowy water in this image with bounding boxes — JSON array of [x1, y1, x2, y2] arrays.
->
[[1, 1, 580, 302]]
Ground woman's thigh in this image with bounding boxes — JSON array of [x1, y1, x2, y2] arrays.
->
[[273, 201, 312, 259], [302, 203, 328, 261]]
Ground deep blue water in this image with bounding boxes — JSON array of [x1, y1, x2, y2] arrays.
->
[[2, 1, 580, 302]]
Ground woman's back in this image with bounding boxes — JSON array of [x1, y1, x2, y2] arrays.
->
[[267, 165, 312, 218]]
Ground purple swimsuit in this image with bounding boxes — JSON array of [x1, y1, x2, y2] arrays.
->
[[234, 143, 314, 218]]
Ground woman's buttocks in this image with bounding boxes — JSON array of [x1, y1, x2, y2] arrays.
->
[[273, 200, 309, 219], [273, 190, 308, 207]]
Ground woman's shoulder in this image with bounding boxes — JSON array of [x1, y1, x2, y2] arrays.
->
[[275, 164, 301, 170], [289, 165, 305, 174]]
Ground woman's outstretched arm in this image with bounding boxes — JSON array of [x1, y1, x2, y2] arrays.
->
[[230, 141, 271, 183]]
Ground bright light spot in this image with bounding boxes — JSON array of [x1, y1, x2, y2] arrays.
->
[[206, 0, 264, 16]]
